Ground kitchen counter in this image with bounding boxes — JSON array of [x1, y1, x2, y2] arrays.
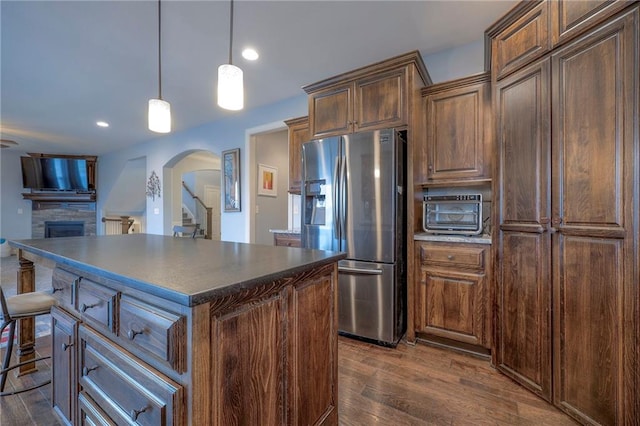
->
[[414, 232, 491, 245], [10, 234, 343, 425], [10, 234, 341, 306]]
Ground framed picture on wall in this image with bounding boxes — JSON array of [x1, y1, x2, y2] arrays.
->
[[258, 164, 278, 197], [222, 148, 241, 212]]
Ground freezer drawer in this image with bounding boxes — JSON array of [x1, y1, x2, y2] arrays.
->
[[337, 260, 401, 346]]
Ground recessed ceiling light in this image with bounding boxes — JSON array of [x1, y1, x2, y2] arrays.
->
[[242, 48, 259, 61], [96, 121, 109, 128]]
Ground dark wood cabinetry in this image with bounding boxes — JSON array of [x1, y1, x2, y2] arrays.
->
[[492, 3, 639, 424], [304, 51, 430, 139], [413, 241, 491, 354], [52, 306, 78, 426], [273, 232, 301, 248], [284, 116, 309, 194], [419, 73, 491, 184]]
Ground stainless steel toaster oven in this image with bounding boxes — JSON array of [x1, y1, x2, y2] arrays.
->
[[423, 194, 483, 235]]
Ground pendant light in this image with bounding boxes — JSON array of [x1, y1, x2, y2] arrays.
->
[[148, 0, 171, 133], [217, 0, 244, 111]]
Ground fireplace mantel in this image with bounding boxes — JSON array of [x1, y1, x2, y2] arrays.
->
[[22, 191, 96, 202]]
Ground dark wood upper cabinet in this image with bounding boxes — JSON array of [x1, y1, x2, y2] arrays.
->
[[550, 0, 631, 47], [491, 3, 639, 424], [304, 51, 430, 139], [419, 73, 491, 184], [487, 1, 549, 80], [284, 116, 309, 194]]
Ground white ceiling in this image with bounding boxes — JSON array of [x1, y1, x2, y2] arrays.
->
[[1, 0, 516, 156]]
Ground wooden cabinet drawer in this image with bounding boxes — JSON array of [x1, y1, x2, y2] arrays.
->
[[78, 391, 117, 426], [79, 325, 184, 426], [492, 1, 549, 79], [52, 268, 78, 309], [274, 233, 301, 248], [119, 295, 186, 373], [420, 244, 486, 270], [76, 278, 118, 334]]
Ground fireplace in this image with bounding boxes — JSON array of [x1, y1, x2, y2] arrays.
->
[[45, 221, 85, 238]]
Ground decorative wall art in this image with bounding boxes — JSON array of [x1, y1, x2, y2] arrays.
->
[[222, 148, 241, 212], [146, 170, 161, 201], [258, 164, 278, 197]]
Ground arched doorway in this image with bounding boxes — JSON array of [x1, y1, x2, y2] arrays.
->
[[163, 150, 221, 240]]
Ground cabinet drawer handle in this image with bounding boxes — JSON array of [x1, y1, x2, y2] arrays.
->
[[447, 255, 454, 260], [130, 406, 149, 421], [52, 287, 63, 293], [127, 328, 144, 341], [82, 365, 99, 376], [62, 342, 74, 351], [80, 302, 99, 312]]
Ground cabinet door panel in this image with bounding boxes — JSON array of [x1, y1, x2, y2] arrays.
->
[[285, 116, 309, 194], [213, 295, 284, 425], [355, 70, 406, 132], [52, 306, 78, 426], [496, 59, 550, 232], [550, 0, 631, 47], [554, 236, 621, 425], [289, 275, 337, 425], [553, 14, 630, 236], [309, 85, 352, 138], [493, 2, 549, 79], [421, 270, 484, 346], [425, 82, 487, 181], [497, 232, 551, 400]]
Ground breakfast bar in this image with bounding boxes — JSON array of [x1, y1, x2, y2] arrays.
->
[[10, 234, 345, 425]]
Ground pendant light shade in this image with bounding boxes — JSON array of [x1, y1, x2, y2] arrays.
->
[[148, 98, 171, 133], [217, 0, 244, 111], [148, 0, 171, 133], [217, 64, 243, 110]]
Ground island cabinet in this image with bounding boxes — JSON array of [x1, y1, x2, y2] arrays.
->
[[303, 51, 431, 139], [284, 116, 309, 194], [13, 235, 343, 426], [490, 3, 639, 424], [413, 241, 491, 356], [418, 72, 491, 184]]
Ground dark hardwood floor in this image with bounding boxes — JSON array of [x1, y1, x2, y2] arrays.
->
[[0, 335, 575, 425]]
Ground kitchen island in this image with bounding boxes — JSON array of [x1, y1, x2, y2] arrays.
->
[[10, 234, 345, 425]]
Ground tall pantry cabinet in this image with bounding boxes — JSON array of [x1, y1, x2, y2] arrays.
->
[[489, 2, 639, 425]]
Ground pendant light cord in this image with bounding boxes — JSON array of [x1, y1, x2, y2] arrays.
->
[[158, 0, 163, 100], [228, 0, 234, 65]]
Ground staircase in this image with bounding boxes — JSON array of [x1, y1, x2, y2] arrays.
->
[[181, 208, 203, 237]]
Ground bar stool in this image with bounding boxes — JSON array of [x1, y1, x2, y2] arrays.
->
[[0, 287, 58, 396]]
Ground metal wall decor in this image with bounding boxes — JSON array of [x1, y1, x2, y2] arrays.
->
[[146, 170, 161, 201]]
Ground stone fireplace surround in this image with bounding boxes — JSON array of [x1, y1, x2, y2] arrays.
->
[[31, 201, 96, 239]]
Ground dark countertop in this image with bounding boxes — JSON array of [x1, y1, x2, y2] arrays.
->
[[10, 234, 345, 307]]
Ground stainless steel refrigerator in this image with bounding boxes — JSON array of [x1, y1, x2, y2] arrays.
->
[[301, 128, 405, 346]]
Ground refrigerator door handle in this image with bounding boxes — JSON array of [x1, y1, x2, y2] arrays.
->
[[333, 156, 340, 239], [340, 156, 347, 237], [338, 266, 384, 275]]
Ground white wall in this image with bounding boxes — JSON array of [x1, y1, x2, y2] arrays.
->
[[423, 38, 486, 83], [0, 149, 35, 241]]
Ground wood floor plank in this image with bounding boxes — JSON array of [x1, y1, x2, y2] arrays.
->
[[1, 334, 576, 425]]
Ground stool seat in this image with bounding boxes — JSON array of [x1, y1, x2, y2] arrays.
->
[[6, 292, 57, 318], [1, 287, 57, 396]]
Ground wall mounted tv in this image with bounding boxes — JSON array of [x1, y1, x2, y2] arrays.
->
[[21, 157, 89, 191]]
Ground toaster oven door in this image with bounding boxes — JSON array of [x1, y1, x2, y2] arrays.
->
[[423, 200, 482, 235]]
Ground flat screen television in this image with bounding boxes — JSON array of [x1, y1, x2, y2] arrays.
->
[[21, 157, 89, 191]]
